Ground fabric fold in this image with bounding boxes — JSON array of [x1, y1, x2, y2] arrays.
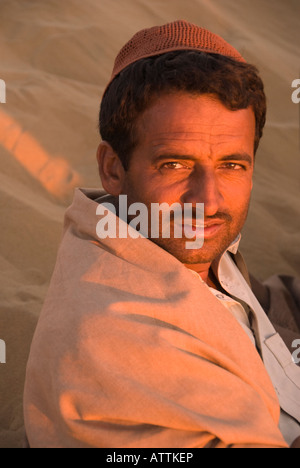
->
[[23, 188, 288, 448]]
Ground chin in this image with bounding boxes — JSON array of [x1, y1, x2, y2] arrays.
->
[[150, 236, 232, 265]]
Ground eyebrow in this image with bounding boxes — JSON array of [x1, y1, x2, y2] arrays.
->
[[153, 152, 253, 165], [220, 153, 253, 165]]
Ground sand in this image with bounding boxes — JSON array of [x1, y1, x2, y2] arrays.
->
[[0, 0, 299, 448]]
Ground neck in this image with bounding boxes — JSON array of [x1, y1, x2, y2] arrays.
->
[[184, 262, 211, 283], [185, 261, 221, 289]]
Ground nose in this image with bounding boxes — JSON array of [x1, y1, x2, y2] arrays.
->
[[181, 167, 224, 217]]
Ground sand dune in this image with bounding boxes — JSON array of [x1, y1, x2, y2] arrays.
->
[[0, 0, 299, 448]]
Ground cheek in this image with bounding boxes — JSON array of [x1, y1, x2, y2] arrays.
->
[[122, 171, 161, 206], [125, 169, 175, 203], [221, 178, 253, 211]]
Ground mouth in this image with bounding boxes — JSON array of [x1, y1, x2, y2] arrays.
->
[[182, 220, 226, 239], [202, 222, 225, 238]]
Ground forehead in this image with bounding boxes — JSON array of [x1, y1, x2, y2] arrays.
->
[[136, 93, 256, 155]]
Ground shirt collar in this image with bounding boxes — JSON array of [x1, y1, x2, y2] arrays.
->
[[187, 234, 242, 281], [211, 234, 242, 279], [227, 234, 242, 255]]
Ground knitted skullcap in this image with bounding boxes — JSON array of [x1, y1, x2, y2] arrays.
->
[[107, 19, 246, 89]]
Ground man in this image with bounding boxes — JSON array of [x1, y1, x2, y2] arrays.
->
[[24, 20, 300, 448]]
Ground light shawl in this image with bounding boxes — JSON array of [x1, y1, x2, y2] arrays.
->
[[23, 188, 288, 448]]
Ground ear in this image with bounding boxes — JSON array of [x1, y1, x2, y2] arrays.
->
[[96, 141, 126, 196]]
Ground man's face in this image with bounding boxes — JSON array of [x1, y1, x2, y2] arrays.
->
[[120, 93, 256, 266]]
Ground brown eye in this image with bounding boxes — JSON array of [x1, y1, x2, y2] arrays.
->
[[163, 162, 181, 169], [221, 163, 245, 170], [161, 162, 187, 170]]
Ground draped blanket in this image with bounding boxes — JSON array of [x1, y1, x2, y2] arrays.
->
[[23, 188, 288, 448]]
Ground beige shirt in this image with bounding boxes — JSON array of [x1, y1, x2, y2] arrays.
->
[[189, 237, 300, 445]]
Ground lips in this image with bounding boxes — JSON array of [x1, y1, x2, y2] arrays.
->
[[203, 222, 225, 238], [170, 216, 226, 241], [183, 220, 225, 239]]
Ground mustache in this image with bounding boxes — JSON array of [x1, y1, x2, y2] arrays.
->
[[202, 212, 232, 223], [170, 210, 232, 223]]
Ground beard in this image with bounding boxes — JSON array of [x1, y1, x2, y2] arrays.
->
[[148, 208, 249, 265]]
